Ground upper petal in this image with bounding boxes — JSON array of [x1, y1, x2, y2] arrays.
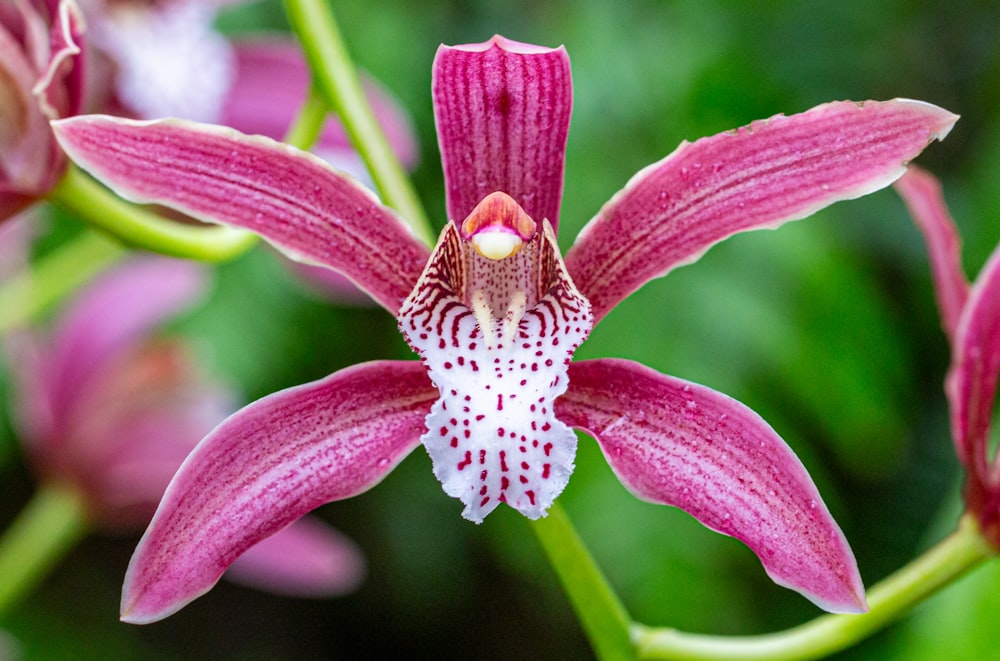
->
[[51, 115, 431, 314], [894, 166, 969, 341], [120, 360, 437, 623], [433, 35, 571, 232], [557, 358, 866, 614], [946, 244, 1000, 477], [565, 100, 958, 322]]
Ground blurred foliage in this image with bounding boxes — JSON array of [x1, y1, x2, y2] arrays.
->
[[2, 0, 999, 659]]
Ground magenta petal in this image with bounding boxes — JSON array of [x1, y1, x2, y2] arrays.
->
[[946, 245, 1000, 475], [51, 115, 430, 314], [894, 166, 970, 340], [433, 35, 572, 232], [557, 358, 867, 613], [565, 100, 958, 322], [225, 516, 366, 597], [120, 360, 437, 623]]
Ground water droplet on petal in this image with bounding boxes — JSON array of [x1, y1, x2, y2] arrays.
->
[[376, 458, 390, 470]]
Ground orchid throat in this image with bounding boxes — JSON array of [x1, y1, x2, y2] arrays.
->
[[399, 192, 594, 522]]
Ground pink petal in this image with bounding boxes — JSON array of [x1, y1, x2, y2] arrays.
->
[[121, 360, 437, 623], [946, 244, 1000, 476], [433, 35, 572, 232], [565, 100, 958, 322], [225, 516, 366, 597], [223, 39, 419, 168], [51, 115, 430, 314], [0, 3, 58, 200], [32, 0, 86, 120], [894, 166, 969, 340], [557, 358, 867, 614]]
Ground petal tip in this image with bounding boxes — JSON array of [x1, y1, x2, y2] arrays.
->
[[441, 34, 565, 55]]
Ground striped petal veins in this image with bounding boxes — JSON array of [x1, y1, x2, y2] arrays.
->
[[399, 193, 593, 522]]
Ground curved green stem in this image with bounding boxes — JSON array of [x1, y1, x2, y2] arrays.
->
[[634, 514, 994, 660], [284, 83, 330, 150], [0, 229, 125, 333], [283, 0, 433, 246], [530, 502, 634, 661], [0, 483, 90, 618], [47, 166, 258, 262]]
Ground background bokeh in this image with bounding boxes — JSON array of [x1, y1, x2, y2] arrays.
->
[[2, 0, 999, 658]]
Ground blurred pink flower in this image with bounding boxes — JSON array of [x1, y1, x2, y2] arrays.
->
[[896, 167, 1000, 547], [80, 0, 418, 303], [0, 0, 85, 221], [4, 254, 364, 597], [54, 35, 954, 622]]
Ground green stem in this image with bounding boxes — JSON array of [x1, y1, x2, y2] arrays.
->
[[634, 514, 994, 660], [0, 483, 89, 618], [284, 83, 330, 150], [530, 502, 635, 661], [48, 166, 258, 262], [0, 229, 126, 333], [283, 0, 433, 245]]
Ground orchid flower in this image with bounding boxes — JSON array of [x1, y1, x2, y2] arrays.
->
[[3, 254, 364, 598], [895, 167, 1000, 548], [0, 0, 84, 222], [52, 35, 955, 623]]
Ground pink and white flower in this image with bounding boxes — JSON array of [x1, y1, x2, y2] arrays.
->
[[52, 35, 956, 622]]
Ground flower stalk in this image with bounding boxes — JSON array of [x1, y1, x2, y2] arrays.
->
[[47, 166, 258, 261], [633, 514, 994, 660], [530, 502, 634, 661], [283, 0, 433, 245], [0, 484, 89, 618], [0, 229, 125, 334]]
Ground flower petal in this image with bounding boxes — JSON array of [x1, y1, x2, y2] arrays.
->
[[120, 360, 436, 623], [223, 39, 419, 169], [225, 516, 366, 598], [565, 100, 958, 322], [433, 35, 572, 232], [51, 115, 431, 314], [0, 2, 59, 199], [557, 358, 867, 613], [946, 244, 1000, 476], [33, 0, 86, 120], [894, 166, 969, 341]]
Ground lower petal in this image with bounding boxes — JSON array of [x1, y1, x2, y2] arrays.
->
[[557, 358, 867, 614], [121, 360, 436, 623]]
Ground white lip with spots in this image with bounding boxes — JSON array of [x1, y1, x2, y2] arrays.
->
[[399, 217, 592, 522]]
